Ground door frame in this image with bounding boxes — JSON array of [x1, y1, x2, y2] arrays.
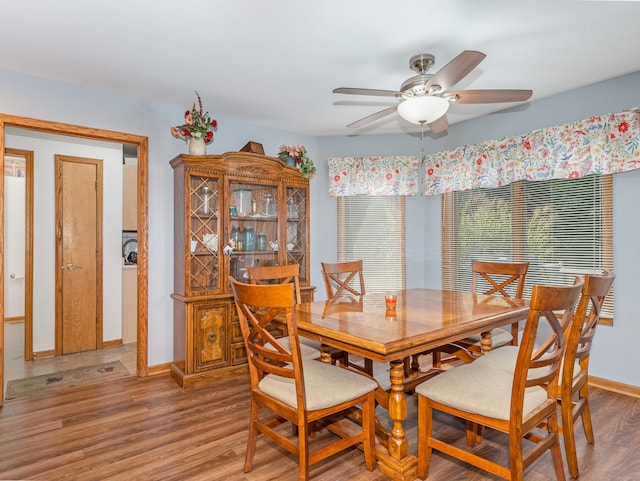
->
[[0, 114, 149, 405]]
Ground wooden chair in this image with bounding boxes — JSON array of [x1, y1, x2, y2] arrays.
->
[[247, 264, 303, 303], [229, 278, 377, 481], [320, 260, 373, 375], [321, 260, 366, 299], [432, 260, 529, 368], [560, 270, 615, 478], [246, 264, 321, 360], [469, 271, 615, 478], [415, 279, 584, 481]]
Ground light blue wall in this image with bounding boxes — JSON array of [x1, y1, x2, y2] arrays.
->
[[1, 66, 638, 386]]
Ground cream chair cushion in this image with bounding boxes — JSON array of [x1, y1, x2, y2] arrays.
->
[[415, 362, 548, 421], [259, 360, 378, 411]]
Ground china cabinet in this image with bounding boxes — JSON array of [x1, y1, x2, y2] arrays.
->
[[170, 150, 313, 387]]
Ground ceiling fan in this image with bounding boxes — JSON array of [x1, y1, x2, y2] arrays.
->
[[333, 50, 532, 132]]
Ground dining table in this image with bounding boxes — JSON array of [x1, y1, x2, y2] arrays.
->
[[294, 288, 529, 481]]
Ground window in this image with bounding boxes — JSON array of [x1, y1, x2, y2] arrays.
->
[[442, 174, 614, 322], [338, 196, 405, 292]]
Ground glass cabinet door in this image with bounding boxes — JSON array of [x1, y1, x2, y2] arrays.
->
[[227, 179, 280, 284], [188, 175, 221, 293], [286, 186, 307, 284]]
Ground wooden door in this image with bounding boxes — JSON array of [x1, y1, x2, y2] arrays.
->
[[55, 155, 103, 355]]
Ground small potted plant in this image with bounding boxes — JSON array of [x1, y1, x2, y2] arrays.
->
[[171, 91, 218, 155], [278, 144, 316, 179]]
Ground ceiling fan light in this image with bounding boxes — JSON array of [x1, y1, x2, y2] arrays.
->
[[397, 96, 450, 124]]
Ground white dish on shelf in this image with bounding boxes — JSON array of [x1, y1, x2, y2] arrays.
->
[[287, 243, 295, 251]]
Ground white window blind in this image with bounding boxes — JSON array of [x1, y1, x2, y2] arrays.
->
[[338, 196, 405, 292], [442, 174, 614, 321]]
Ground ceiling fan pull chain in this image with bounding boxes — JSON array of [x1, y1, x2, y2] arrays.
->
[[420, 121, 426, 165]]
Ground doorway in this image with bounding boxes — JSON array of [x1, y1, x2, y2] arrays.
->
[[3, 149, 34, 362], [0, 114, 149, 405]]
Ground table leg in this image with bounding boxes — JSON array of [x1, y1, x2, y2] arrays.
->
[[376, 359, 418, 481], [319, 344, 332, 363], [480, 330, 493, 354]]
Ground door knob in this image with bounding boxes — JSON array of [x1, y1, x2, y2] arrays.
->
[[61, 264, 82, 271]]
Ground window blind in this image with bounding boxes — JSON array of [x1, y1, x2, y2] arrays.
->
[[338, 196, 406, 292], [442, 174, 614, 321]]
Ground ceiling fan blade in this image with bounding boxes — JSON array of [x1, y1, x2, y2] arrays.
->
[[427, 115, 448, 133], [446, 89, 533, 104], [347, 105, 398, 128], [426, 50, 486, 92], [333, 87, 401, 98]]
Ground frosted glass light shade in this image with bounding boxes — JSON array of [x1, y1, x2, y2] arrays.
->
[[397, 96, 450, 124]]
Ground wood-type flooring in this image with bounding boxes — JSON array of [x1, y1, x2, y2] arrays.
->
[[0, 372, 638, 480]]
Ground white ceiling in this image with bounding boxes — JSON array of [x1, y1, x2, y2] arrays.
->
[[2, 1, 640, 137]]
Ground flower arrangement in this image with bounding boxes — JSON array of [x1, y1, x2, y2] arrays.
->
[[278, 144, 316, 179], [170, 91, 218, 144]]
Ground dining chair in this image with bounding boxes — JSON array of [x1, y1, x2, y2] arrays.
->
[[432, 260, 529, 368], [469, 271, 615, 478], [246, 264, 321, 360], [321, 260, 366, 299], [320, 260, 373, 375], [560, 270, 615, 478], [415, 279, 583, 481], [229, 278, 378, 481]]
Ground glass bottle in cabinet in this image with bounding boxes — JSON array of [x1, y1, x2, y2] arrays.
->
[[244, 226, 256, 251], [230, 224, 242, 250], [256, 232, 267, 251]]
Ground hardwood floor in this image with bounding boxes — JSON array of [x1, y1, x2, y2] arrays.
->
[[0, 371, 638, 481]]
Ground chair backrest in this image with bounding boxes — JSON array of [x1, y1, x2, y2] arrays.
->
[[246, 264, 302, 304], [513, 278, 584, 419], [321, 260, 366, 299], [471, 260, 529, 299], [229, 277, 307, 408], [562, 270, 615, 383]]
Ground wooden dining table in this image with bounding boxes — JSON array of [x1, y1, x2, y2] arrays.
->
[[294, 288, 529, 481]]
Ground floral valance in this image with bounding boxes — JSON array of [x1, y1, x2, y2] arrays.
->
[[424, 110, 640, 196], [328, 156, 421, 196]]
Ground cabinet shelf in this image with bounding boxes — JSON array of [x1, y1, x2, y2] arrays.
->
[[232, 251, 278, 255], [230, 215, 277, 221]]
